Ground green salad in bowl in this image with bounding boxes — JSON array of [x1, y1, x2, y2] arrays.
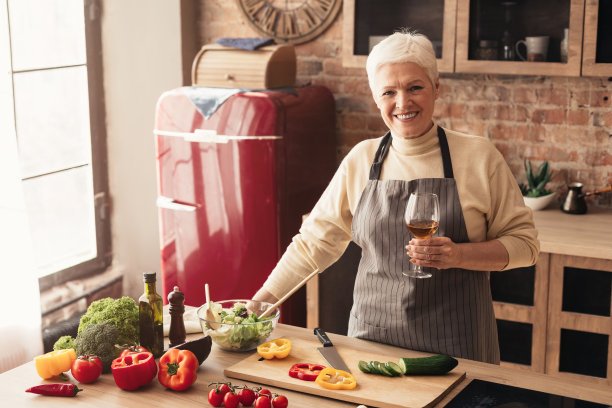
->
[[196, 299, 280, 351]]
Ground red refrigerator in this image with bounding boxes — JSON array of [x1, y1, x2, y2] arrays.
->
[[153, 85, 336, 326]]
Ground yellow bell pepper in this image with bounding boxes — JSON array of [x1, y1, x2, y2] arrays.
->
[[315, 367, 357, 390], [256, 338, 291, 360], [34, 348, 77, 379]]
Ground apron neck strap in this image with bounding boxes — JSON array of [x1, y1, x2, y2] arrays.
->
[[369, 127, 455, 180], [437, 126, 454, 179], [369, 131, 392, 180]]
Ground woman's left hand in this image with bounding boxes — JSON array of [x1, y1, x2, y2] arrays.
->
[[406, 237, 510, 271], [406, 237, 462, 269]]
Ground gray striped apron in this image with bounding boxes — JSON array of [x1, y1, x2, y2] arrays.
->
[[347, 127, 500, 364]]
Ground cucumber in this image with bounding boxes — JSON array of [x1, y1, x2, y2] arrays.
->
[[385, 361, 403, 376], [358, 360, 371, 373], [376, 361, 394, 377], [358, 360, 405, 377], [398, 354, 458, 375]]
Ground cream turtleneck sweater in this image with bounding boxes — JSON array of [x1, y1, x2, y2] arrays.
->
[[262, 124, 540, 299]]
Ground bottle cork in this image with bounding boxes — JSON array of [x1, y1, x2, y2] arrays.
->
[[168, 286, 186, 347]]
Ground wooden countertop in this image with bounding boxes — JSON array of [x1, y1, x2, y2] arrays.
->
[[533, 207, 612, 260], [3, 324, 612, 407]]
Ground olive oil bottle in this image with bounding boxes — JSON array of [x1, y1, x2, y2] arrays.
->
[[139, 271, 163, 357]]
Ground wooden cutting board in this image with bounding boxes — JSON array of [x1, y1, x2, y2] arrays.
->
[[224, 337, 465, 408]]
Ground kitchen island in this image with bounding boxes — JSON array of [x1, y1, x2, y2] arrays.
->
[[2, 324, 612, 407]]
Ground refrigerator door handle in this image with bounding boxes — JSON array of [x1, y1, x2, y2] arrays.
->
[[156, 196, 199, 212], [154, 129, 282, 143], [187, 129, 230, 144]]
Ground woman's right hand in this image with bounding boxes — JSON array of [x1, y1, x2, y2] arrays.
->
[[252, 287, 279, 304]]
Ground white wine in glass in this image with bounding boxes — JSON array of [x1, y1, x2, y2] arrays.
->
[[404, 192, 440, 278]]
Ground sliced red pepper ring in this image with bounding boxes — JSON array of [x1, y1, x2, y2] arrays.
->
[[288, 363, 326, 381]]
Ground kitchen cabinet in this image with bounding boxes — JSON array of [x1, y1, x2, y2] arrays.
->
[[455, 0, 584, 76], [472, 209, 612, 385], [582, 0, 612, 76], [343, 0, 611, 77], [342, 0, 457, 73], [307, 208, 612, 386], [545, 254, 612, 384], [490, 258, 550, 374]]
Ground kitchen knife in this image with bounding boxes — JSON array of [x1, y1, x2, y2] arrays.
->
[[314, 327, 351, 373]]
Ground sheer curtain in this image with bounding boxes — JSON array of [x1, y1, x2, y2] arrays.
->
[[0, 120, 43, 373], [0, 1, 43, 373]]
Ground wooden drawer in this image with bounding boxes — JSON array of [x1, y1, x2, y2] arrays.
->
[[191, 43, 296, 89]]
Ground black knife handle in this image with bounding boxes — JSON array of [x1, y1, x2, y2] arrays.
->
[[314, 327, 333, 347]]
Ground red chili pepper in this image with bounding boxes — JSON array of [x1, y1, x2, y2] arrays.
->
[[288, 363, 326, 381], [26, 383, 82, 397], [110, 351, 157, 390]]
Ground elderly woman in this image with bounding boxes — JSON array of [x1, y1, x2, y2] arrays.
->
[[253, 30, 539, 363]]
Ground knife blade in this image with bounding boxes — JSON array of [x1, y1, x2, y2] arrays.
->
[[314, 327, 351, 373]]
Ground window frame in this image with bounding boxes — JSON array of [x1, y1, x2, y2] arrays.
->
[[35, 0, 111, 292]]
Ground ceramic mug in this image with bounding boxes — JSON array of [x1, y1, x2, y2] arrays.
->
[[515, 36, 550, 62]]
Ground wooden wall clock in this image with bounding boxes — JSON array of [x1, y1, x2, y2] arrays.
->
[[236, 0, 342, 45]]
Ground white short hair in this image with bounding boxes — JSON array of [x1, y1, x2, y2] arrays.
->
[[366, 30, 438, 92]]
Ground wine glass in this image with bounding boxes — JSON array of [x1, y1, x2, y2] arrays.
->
[[404, 192, 440, 278]]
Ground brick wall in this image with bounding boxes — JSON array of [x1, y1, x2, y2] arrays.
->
[[197, 2, 612, 208]]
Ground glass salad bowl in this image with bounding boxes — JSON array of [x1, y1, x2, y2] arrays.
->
[[196, 299, 280, 351]]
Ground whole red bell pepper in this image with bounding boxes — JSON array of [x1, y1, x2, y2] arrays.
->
[[158, 348, 198, 391], [110, 351, 157, 390], [288, 363, 326, 381]]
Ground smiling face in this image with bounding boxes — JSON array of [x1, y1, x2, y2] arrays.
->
[[372, 62, 439, 139]]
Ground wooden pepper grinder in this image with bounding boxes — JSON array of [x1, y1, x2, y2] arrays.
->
[[168, 286, 186, 347]]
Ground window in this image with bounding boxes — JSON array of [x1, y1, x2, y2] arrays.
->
[[1, 0, 110, 292]]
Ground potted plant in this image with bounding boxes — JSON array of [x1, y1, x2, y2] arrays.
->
[[520, 160, 556, 211]]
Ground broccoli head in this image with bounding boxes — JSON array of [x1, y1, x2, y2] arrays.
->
[[78, 296, 139, 346], [75, 322, 122, 373], [53, 335, 76, 351]]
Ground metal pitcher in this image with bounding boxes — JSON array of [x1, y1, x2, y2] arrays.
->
[[561, 182, 612, 214], [561, 182, 587, 214]]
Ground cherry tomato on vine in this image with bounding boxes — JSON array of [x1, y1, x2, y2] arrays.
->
[[70, 355, 102, 384], [272, 394, 289, 408], [208, 389, 225, 407], [224, 392, 239, 408], [237, 387, 257, 406], [218, 383, 232, 394], [258, 388, 273, 398], [255, 395, 272, 408]]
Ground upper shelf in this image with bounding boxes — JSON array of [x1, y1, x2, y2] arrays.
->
[[342, 0, 612, 77]]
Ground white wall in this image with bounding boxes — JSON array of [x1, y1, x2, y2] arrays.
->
[[101, 0, 183, 299]]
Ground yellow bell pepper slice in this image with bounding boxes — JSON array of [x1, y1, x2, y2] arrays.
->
[[34, 348, 77, 379], [315, 367, 357, 390], [256, 338, 291, 360]]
